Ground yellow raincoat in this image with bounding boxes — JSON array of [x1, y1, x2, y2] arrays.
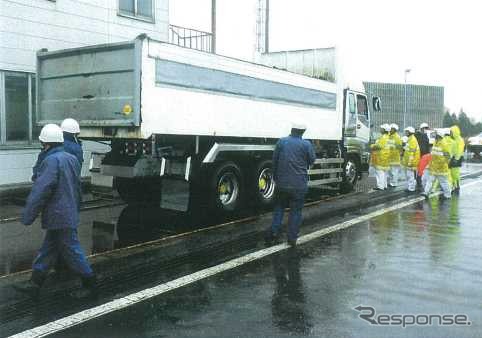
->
[[429, 138, 451, 176], [450, 125, 465, 189], [443, 135, 454, 187], [388, 132, 402, 165], [402, 134, 420, 169], [370, 134, 390, 170], [450, 125, 465, 160]]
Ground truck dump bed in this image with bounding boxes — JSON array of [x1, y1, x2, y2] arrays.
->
[[37, 36, 343, 141]]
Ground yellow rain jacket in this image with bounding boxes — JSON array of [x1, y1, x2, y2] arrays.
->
[[388, 132, 402, 165], [370, 133, 390, 170], [450, 125, 465, 160], [402, 134, 420, 169], [429, 138, 451, 176]]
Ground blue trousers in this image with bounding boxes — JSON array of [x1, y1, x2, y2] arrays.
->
[[33, 228, 93, 277], [271, 188, 306, 241]]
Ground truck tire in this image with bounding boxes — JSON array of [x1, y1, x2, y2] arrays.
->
[[209, 161, 243, 213], [253, 160, 276, 207], [114, 177, 162, 206], [340, 156, 359, 193]]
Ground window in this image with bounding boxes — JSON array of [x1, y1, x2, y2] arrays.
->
[[347, 93, 357, 126], [356, 94, 369, 126], [119, 0, 154, 21], [0, 71, 37, 146]]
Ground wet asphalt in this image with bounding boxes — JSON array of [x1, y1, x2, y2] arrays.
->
[[42, 172, 482, 338]]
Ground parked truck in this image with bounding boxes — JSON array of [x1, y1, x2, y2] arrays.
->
[[36, 35, 380, 214]]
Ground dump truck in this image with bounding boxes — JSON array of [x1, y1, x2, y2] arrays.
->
[[36, 35, 380, 214]]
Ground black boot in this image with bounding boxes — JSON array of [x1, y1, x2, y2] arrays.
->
[[13, 270, 45, 299], [70, 274, 97, 299]]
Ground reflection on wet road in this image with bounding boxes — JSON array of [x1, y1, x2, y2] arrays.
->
[[49, 179, 482, 338]]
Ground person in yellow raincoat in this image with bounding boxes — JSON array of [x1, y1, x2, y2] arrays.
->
[[370, 124, 391, 190], [449, 125, 465, 194], [388, 123, 403, 187], [402, 126, 420, 192], [423, 129, 452, 199], [443, 130, 455, 190]]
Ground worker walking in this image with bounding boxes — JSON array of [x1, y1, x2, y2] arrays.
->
[[370, 124, 391, 190], [449, 125, 465, 194], [14, 124, 96, 299], [267, 123, 316, 247], [422, 129, 452, 199], [61, 118, 84, 167], [402, 127, 420, 192], [388, 123, 403, 187]]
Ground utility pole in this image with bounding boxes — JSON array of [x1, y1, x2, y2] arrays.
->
[[211, 0, 216, 53], [265, 0, 269, 53], [404, 69, 411, 129]]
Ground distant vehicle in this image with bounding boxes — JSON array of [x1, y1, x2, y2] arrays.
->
[[36, 35, 380, 215], [467, 132, 482, 158]]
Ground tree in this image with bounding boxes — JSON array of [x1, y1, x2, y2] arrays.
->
[[443, 110, 456, 127]]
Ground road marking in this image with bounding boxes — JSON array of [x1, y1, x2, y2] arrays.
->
[[8, 178, 482, 338]]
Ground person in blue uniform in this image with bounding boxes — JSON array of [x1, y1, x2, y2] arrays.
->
[[14, 124, 95, 299], [61, 118, 84, 167], [267, 123, 316, 247]]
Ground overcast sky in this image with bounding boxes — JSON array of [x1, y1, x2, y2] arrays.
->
[[170, 0, 481, 121]]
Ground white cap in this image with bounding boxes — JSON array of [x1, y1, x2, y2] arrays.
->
[[390, 123, 399, 131], [420, 122, 429, 129], [291, 122, 307, 130], [404, 126, 415, 134], [39, 124, 64, 143], [381, 124, 391, 132], [60, 118, 80, 134]]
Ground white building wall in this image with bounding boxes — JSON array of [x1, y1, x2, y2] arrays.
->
[[0, 0, 169, 186]]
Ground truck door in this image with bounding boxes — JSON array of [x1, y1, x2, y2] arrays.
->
[[355, 94, 370, 143]]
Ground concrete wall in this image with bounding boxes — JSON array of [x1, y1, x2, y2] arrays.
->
[[0, 0, 169, 186]]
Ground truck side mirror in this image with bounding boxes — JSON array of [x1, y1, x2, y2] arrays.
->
[[372, 97, 381, 112]]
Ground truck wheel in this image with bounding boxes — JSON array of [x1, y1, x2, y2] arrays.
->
[[253, 160, 276, 206], [210, 162, 243, 213], [115, 177, 162, 205], [341, 157, 359, 193]]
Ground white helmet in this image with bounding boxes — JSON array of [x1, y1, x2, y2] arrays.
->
[[291, 122, 307, 130], [420, 122, 429, 129], [61, 118, 80, 134], [390, 123, 399, 131], [381, 124, 391, 132], [39, 124, 64, 143], [404, 126, 415, 134]]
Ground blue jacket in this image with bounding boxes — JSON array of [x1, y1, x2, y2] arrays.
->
[[32, 150, 48, 182], [63, 132, 84, 167], [272, 135, 316, 190], [22, 146, 81, 229]]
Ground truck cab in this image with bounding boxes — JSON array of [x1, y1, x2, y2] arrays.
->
[[341, 89, 381, 191]]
